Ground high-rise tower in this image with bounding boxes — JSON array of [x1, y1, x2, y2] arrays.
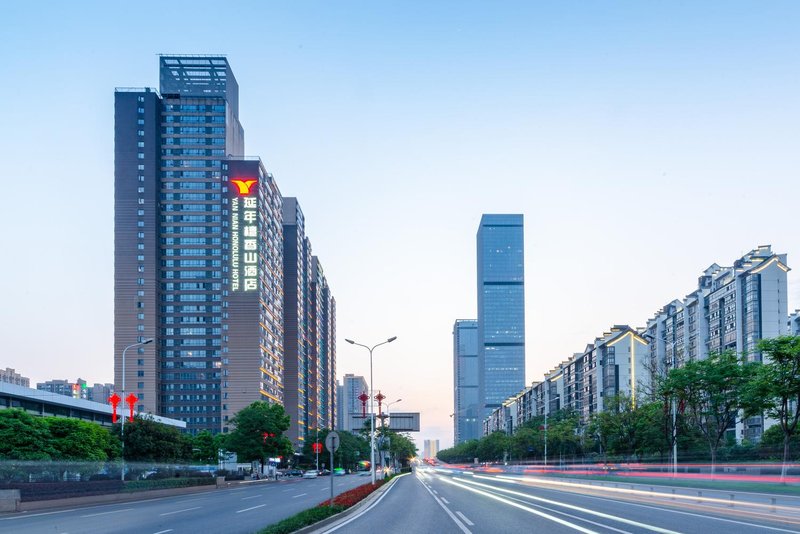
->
[[114, 56, 284, 434], [453, 319, 480, 444], [476, 214, 525, 420]]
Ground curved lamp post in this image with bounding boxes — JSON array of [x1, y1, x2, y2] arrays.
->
[[120, 338, 153, 480], [345, 336, 397, 485]]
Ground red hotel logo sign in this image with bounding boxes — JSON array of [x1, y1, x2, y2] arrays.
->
[[231, 179, 257, 195]]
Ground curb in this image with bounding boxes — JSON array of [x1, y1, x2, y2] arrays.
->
[[299, 473, 410, 534]]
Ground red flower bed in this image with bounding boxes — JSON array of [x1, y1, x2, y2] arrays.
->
[[318, 478, 387, 508]]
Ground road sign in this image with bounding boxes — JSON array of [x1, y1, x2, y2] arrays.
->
[[325, 431, 340, 453]]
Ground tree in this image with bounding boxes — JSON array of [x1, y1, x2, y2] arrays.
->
[[0, 409, 55, 460], [662, 350, 755, 473], [301, 428, 370, 471], [475, 431, 509, 462], [114, 415, 193, 463], [546, 411, 582, 462], [225, 402, 293, 469], [192, 431, 221, 465], [744, 336, 800, 482], [47, 418, 120, 461]]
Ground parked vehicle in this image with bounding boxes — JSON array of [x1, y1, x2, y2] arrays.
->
[[302, 469, 318, 479]]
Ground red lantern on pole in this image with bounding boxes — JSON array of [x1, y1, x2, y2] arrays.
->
[[358, 392, 369, 417], [374, 391, 386, 416], [108, 393, 121, 423], [125, 393, 138, 422]]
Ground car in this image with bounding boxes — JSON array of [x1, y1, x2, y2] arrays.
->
[[302, 469, 318, 479], [317, 469, 331, 476], [333, 468, 346, 476]]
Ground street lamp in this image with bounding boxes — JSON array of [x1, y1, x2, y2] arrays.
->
[[345, 336, 397, 485], [384, 399, 402, 471], [385, 399, 402, 429], [643, 333, 679, 476], [120, 338, 153, 480]]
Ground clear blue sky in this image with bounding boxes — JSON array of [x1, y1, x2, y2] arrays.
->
[[1, 1, 799, 448]]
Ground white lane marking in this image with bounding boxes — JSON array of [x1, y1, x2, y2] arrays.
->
[[153, 530, 174, 534], [566, 491, 800, 534], [159, 506, 201, 516], [292, 493, 308, 498], [417, 475, 472, 534], [323, 474, 409, 532], [241, 494, 263, 500], [235, 504, 267, 513], [445, 477, 598, 533], [456, 482, 632, 534], [490, 474, 800, 514], [0, 509, 79, 521], [441, 497, 450, 504], [455, 511, 474, 526], [456, 477, 678, 534], [80, 508, 135, 518], [433, 489, 439, 494], [282, 488, 294, 492]]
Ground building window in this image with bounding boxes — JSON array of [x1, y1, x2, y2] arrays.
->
[[138, 130, 144, 136], [137, 358, 144, 365], [137, 153, 145, 159], [138, 164, 145, 170], [137, 119, 144, 125]]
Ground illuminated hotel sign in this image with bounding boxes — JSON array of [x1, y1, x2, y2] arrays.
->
[[230, 177, 258, 291]]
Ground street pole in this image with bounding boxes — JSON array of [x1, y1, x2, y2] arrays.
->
[[316, 426, 319, 472], [345, 336, 397, 485], [120, 338, 153, 481], [672, 345, 678, 477], [385, 399, 401, 471], [643, 333, 679, 477], [544, 380, 548, 467]]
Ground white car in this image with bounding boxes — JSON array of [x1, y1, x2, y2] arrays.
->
[[302, 470, 318, 479]]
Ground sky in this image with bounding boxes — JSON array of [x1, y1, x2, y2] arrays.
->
[[1, 1, 799, 449]]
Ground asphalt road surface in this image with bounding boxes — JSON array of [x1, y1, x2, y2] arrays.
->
[[319, 467, 800, 534], [0, 474, 370, 534]]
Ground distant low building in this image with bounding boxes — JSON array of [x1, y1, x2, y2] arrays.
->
[[423, 439, 439, 459], [0, 368, 30, 388], [1, 382, 184, 429]]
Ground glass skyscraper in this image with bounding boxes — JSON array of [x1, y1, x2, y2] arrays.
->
[[453, 319, 480, 443], [476, 214, 525, 420]]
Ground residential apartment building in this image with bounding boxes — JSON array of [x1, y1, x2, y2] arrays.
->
[[645, 245, 789, 441], [453, 319, 481, 444], [115, 56, 334, 437], [484, 325, 649, 435], [484, 246, 790, 444], [476, 214, 525, 420], [0, 368, 29, 388], [790, 310, 800, 335]]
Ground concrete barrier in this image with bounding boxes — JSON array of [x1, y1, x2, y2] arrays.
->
[[0, 489, 20, 512]]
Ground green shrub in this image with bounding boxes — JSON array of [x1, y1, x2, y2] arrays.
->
[[258, 505, 346, 534]]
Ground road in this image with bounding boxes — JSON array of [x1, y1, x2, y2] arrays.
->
[[319, 467, 800, 534], [0, 474, 370, 534]]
